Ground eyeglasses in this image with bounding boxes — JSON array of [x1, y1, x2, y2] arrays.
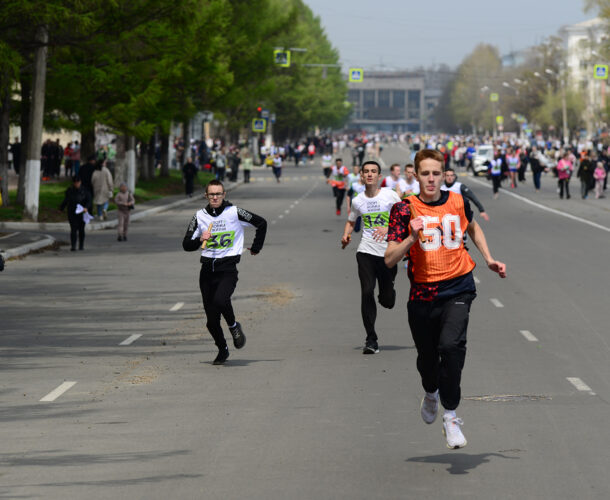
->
[[207, 192, 224, 198]]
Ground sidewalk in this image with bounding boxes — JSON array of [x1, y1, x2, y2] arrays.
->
[[0, 179, 239, 259]]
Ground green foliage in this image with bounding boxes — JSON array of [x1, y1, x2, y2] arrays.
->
[[1, 0, 349, 150], [448, 44, 502, 133]]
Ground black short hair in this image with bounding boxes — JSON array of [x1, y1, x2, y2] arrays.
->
[[206, 179, 224, 193], [445, 166, 455, 173], [335, 158, 342, 163], [361, 160, 381, 174]]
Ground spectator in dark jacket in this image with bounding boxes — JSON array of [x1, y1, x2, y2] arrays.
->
[[59, 176, 92, 251], [577, 151, 594, 199], [78, 156, 96, 198]]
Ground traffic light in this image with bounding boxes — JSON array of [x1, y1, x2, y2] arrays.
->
[[257, 106, 262, 114]]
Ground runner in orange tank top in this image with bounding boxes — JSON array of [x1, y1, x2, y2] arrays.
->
[[385, 149, 506, 449]]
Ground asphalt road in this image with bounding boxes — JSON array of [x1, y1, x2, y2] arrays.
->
[[1, 146, 609, 499]]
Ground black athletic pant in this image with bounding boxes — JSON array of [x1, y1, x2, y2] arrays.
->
[[491, 175, 501, 194], [199, 269, 238, 349], [68, 217, 85, 250], [333, 187, 346, 211], [356, 252, 397, 342], [558, 178, 570, 199], [407, 293, 475, 411]]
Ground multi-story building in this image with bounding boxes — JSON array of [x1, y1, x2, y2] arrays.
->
[[346, 71, 425, 133]]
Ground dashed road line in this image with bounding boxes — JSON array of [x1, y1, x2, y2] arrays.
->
[[119, 334, 143, 346], [519, 330, 538, 342], [40, 381, 77, 402], [474, 276, 480, 284], [170, 302, 184, 312], [490, 298, 504, 308], [566, 377, 595, 395]]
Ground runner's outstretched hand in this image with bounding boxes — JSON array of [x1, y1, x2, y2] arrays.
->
[[488, 260, 506, 278]]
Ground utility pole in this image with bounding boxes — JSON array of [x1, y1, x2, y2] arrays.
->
[[23, 25, 48, 221]]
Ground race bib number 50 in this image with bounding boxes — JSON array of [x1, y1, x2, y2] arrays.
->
[[207, 231, 235, 249]]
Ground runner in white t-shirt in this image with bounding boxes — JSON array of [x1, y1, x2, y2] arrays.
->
[[341, 160, 401, 354], [402, 163, 420, 197], [322, 153, 333, 178], [382, 163, 409, 197]]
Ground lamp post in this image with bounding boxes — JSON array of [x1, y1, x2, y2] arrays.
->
[[546, 68, 569, 145]]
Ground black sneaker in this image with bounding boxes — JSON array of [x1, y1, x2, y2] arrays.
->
[[363, 340, 379, 354], [229, 322, 246, 349], [213, 346, 229, 365]]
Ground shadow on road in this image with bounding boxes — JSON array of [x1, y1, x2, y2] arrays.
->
[[200, 358, 283, 367], [406, 451, 519, 475]]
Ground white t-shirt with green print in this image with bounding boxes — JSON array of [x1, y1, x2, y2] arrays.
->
[[348, 187, 401, 257]]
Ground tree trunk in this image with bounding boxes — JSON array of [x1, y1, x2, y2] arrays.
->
[[113, 134, 127, 187], [146, 131, 156, 179], [23, 24, 48, 221], [126, 136, 136, 193], [182, 120, 191, 167], [160, 132, 169, 177], [0, 84, 10, 207], [138, 140, 148, 180], [16, 74, 31, 204], [81, 128, 95, 163]]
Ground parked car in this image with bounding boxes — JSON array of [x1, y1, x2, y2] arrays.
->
[[471, 145, 494, 176]]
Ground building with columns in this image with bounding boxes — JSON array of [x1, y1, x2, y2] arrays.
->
[[346, 71, 425, 133]]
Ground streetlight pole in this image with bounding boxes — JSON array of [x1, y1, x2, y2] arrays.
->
[[546, 68, 569, 145]]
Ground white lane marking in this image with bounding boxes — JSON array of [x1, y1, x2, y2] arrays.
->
[[119, 334, 142, 346], [490, 298, 504, 308], [40, 381, 77, 402], [0, 232, 19, 240], [294, 200, 299, 205], [290, 204, 295, 209], [474, 276, 480, 284], [567, 377, 595, 395], [271, 220, 277, 225], [170, 302, 184, 312], [278, 214, 284, 219], [469, 177, 610, 235], [519, 330, 538, 342], [284, 209, 290, 214]]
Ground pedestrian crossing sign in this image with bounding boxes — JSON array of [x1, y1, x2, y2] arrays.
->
[[274, 50, 291, 68], [252, 118, 267, 133], [594, 65, 608, 79], [349, 68, 363, 82]]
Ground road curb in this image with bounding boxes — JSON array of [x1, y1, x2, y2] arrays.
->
[[0, 235, 56, 259]]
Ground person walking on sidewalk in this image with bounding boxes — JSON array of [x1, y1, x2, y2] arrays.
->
[[59, 176, 92, 251], [593, 161, 607, 199], [182, 157, 198, 197], [242, 150, 253, 183], [114, 182, 135, 241], [341, 160, 401, 354], [385, 149, 506, 449], [91, 160, 114, 220], [182, 180, 267, 365]]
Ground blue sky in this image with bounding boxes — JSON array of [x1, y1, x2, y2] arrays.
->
[[305, 0, 595, 69]]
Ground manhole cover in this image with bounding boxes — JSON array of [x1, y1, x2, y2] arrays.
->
[[463, 394, 552, 403]]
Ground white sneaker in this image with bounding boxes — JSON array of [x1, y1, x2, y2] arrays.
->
[[420, 392, 439, 424], [442, 414, 467, 449]]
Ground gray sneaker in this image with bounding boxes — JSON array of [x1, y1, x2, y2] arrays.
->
[[420, 391, 439, 424]]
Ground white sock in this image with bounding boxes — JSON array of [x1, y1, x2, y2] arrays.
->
[[426, 390, 439, 399], [229, 322, 237, 329], [444, 409, 456, 419]]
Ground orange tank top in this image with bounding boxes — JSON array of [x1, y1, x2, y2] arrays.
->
[[408, 191, 475, 283]]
